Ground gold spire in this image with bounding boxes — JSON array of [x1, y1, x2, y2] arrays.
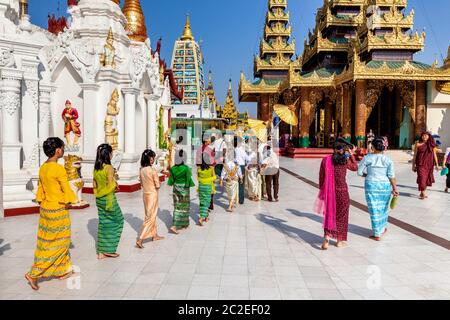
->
[[19, 0, 28, 18], [112, 0, 121, 5], [181, 14, 194, 41], [122, 0, 148, 42]]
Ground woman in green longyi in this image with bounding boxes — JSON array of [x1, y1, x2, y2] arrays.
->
[[168, 149, 195, 234], [93, 144, 124, 259]]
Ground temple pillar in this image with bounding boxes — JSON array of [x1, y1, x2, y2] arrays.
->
[[324, 98, 333, 147], [415, 80, 427, 138], [146, 95, 158, 151], [38, 82, 56, 163], [21, 59, 40, 174], [0, 67, 35, 214], [300, 87, 311, 148], [259, 94, 270, 122], [122, 87, 140, 155], [342, 83, 351, 141], [355, 79, 367, 148], [386, 89, 393, 142], [1, 68, 24, 171], [394, 89, 402, 147], [80, 83, 100, 156]]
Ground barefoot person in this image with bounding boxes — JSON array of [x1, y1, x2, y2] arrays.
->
[[93, 144, 124, 259], [168, 149, 195, 234], [315, 138, 358, 250], [197, 153, 216, 226], [221, 159, 243, 212], [413, 132, 441, 199], [358, 137, 399, 241], [136, 149, 164, 249], [25, 137, 77, 290]]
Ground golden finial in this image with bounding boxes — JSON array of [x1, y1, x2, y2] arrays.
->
[[19, 0, 28, 18], [112, 0, 121, 5], [122, 0, 148, 42], [107, 27, 114, 43], [181, 14, 194, 41]]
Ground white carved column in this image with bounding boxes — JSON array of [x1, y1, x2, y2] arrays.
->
[[146, 95, 158, 151], [0, 67, 35, 213], [39, 82, 55, 163], [22, 59, 40, 173], [80, 83, 100, 156], [1, 68, 23, 170], [122, 87, 140, 155]]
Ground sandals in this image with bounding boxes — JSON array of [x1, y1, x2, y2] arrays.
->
[[153, 235, 165, 241], [25, 274, 39, 291], [169, 226, 179, 234]]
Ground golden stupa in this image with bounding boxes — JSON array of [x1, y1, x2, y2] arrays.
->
[[122, 0, 148, 42], [180, 14, 194, 41]]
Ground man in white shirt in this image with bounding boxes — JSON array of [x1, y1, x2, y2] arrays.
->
[[234, 137, 251, 205], [260, 145, 280, 202]]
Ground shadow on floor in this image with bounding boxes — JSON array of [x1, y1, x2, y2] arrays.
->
[[350, 184, 417, 199], [87, 218, 98, 249], [285, 209, 373, 238], [0, 239, 11, 256], [124, 213, 143, 236], [256, 213, 323, 250], [159, 209, 173, 232]]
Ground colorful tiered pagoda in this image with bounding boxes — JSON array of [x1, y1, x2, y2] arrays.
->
[[242, 0, 450, 149], [239, 0, 301, 141], [171, 15, 205, 106]]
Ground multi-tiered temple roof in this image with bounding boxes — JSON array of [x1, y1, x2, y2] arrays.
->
[[240, 0, 301, 102]]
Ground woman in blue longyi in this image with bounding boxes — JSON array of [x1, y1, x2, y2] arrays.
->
[[358, 137, 399, 241]]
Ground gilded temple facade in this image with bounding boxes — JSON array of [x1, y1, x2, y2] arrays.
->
[[239, 0, 301, 140], [240, 0, 450, 149]]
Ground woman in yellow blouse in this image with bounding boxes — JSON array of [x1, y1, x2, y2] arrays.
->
[[197, 153, 216, 226], [93, 144, 124, 260], [25, 137, 76, 291]]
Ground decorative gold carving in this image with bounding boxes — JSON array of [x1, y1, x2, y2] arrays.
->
[[105, 89, 120, 151], [100, 28, 116, 69], [436, 81, 450, 95], [265, 22, 292, 38], [362, 26, 425, 52]]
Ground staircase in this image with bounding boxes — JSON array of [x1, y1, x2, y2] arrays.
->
[[385, 150, 413, 164]]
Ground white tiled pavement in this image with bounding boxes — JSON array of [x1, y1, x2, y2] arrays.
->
[[1, 157, 449, 300]]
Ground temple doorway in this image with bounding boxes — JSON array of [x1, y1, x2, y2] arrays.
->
[[366, 87, 404, 149]]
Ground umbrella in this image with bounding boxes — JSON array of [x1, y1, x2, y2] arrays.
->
[[247, 118, 268, 143], [273, 97, 300, 126]]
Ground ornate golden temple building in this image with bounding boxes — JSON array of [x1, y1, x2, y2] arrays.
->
[[240, 0, 450, 149]]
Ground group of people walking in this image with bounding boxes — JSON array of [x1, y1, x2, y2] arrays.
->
[[24, 130, 447, 290]]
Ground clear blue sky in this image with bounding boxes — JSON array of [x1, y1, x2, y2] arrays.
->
[[30, 0, 450, 117]]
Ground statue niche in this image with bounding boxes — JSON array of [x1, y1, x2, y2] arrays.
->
[[100, 27, 116, 69]]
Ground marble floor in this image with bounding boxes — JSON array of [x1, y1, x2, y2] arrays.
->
[[1, 157, 450, 300]]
